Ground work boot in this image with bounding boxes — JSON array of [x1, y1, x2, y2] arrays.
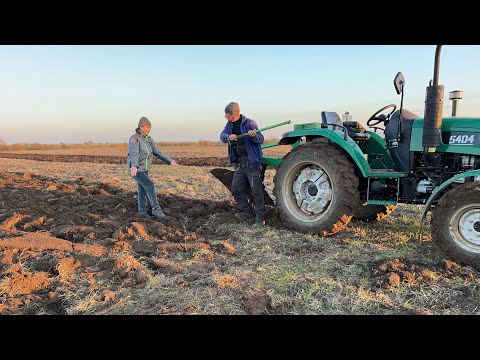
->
[[151, 206, 167, 221], [235, 212, 254, 222], [253, 218, 265, 227]]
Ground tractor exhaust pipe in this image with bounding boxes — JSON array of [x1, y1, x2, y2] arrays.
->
[[422, 45, 444, 166], [449, 90, 463, 116]]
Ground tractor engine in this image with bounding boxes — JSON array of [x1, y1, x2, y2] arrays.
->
[[401, 152, 480, 203], [460, 155, 480, 169], [441, 154, 480, 172]]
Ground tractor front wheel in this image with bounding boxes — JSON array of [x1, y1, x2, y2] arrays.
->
[[273, 142, 359, 236], [431, 182, 480, 270]]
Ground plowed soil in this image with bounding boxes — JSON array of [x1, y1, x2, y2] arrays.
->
[[0, 153, 229, 167], [0, 172, 279, 314]]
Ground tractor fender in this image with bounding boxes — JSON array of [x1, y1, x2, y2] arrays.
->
[[279, 129, 372, 177], [422, 169, 480, 219]]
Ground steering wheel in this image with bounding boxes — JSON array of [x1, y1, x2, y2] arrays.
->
[[367, 104, 397, 127]]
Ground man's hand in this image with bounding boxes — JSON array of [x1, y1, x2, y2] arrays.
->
[[130, 167, 138, 177], [228, 134, 237, 141], [248, 129, 256, 137], [170, 160, 179, 167]]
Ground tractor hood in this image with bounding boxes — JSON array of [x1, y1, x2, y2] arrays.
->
[[413, 117, 480, 131], [411, 117, 480, 155]]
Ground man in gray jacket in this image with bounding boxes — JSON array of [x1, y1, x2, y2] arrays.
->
[[127, 116, 179, 220]]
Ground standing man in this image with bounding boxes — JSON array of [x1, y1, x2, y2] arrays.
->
[[220, 102, 266, 227], [128, 116, 179, 220]]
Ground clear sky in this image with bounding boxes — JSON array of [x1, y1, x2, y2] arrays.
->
[[1, 45, 480, 144]]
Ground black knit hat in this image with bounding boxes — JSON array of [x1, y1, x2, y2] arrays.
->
[[138, 117, 152, 128], [225, 102, 240, 116]]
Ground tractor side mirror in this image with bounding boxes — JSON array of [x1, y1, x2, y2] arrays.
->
[[394, 72, 405, 95]]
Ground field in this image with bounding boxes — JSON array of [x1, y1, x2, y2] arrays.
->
[[1, 145, 480, 315]]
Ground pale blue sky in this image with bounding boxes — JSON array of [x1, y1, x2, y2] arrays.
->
[[1, 45, 480, 144]]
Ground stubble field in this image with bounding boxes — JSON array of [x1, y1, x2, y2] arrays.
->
[[1, 145, 479, 315]]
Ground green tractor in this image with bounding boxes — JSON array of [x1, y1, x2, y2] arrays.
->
[[213, 45, 480, 270]]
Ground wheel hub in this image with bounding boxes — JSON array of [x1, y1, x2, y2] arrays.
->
[[308, 185, 318, 196], [458, 209, 480, 246], [292, 167, 332, 214], [474, 222, 480, 232]]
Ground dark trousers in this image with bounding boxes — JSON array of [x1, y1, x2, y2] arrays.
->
[[133, 171, 160, 213], [231, 156, 266, 220]]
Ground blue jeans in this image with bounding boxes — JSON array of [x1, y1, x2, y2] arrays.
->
[[133, 171, 159, 212]]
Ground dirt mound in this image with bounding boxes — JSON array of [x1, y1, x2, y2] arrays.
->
[[369, 257, 477, 288], [242, 291, 272, 315], [0, 153, 229, 167], [0, 172, 242, 314]]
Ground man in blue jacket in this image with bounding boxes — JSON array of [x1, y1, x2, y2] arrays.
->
[[220, 102, 265, 226]]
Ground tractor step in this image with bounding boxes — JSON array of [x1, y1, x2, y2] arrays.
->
[[367, 169, 409, 178], [367, 200, 398, 205]]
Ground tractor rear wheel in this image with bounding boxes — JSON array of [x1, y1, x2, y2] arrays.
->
[[353, 200, 397, 222], [273, 142, 359, 236], [431, 182, 480, 270]]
